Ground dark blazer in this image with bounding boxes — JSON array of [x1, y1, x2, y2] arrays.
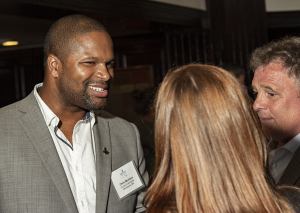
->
[[0, 91, 148, 213], [278, 146, 300, 187]]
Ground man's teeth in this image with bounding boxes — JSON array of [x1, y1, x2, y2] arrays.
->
[[89, 86, 104, 92]]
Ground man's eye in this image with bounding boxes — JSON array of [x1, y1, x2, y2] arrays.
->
[[107, 63, 115, 69], [253, 91, 258, 97], [85, 62, 95, 65], [266, 92, 276, 98]]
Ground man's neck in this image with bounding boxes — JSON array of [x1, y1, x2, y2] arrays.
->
[[38, 85, 87, 145], [276, 141, 286, 149], [38, 84, 87, 123]]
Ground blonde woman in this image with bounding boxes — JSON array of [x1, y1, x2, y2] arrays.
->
[[144, 64, 300, 213]]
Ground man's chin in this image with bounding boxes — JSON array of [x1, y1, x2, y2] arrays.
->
[[91, 103, 107, 111], [84, 98, 108, 111]]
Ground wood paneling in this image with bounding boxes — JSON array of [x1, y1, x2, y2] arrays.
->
[[267, 11, 300, 42], [6, 0, 206, 26], [205, 0, 267, 86], [267, 11, 300, 28], [106, 65, 153, 123], [1, 0, 299, 109]]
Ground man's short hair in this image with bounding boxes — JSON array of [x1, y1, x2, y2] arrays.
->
[[223, 63, 245, 78], [250, 37, 300, 89], [44, 14, 107, 68]]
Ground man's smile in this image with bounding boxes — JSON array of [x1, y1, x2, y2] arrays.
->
[[88, 86, 105, 92], [88, 84, 108, 98]]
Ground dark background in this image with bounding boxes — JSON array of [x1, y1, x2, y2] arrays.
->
[[0, 0, 299, 119]]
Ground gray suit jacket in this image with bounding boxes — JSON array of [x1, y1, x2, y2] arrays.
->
[[278, 146, 300, 187], [0, 91, 149, 213]]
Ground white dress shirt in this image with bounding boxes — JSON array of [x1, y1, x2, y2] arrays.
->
[[269, 133, 300, 183], [33, 83, 96, 213]]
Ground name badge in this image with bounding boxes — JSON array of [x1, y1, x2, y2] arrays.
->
[[111, 160, 145, 200]]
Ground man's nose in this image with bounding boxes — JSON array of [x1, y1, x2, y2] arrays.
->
[[94, 63, 111, 81], [253, 93, 266, 112]]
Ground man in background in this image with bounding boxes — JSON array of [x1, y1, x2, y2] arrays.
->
[[224, 63, 246, 85], [0, 14, 148, 213], [251, 37, 300, 187]]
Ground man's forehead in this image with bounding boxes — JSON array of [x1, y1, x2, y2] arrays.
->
[[252, 62, 299, 91], [257, 61, 285, 72], [75, 31, 111, 42], [69, 32, 113, 55], [252, 64, 280, 86], [253, 62, 288, 81]]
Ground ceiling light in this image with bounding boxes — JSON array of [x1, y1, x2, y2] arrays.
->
[[2, 41, 19, 46]]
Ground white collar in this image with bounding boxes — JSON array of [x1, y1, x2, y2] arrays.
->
[[280, 133, 300, 154]]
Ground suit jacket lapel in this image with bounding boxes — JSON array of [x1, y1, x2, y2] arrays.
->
[[278, 146, 300, 186], [94, 112, 112, 213], [18, 92, 78, 213]]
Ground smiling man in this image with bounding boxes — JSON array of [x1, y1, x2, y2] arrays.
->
[[250, 37, 300, 186], [0, 15, 148, 213]]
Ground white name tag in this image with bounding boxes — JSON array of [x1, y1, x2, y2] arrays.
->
[[111, 161, 145, 200]]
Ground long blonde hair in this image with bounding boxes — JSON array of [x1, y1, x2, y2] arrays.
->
[[144, 64, 296, 213]]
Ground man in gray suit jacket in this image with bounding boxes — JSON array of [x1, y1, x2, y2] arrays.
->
[[0, 14, 148, 213]]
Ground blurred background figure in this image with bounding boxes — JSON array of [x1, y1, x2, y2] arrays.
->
[[144, 64, 300, 213], [131, 88, 156, 183], [223, 63, 246, 85]]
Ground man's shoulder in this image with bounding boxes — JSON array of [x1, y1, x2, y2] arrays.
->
[[0, 100, 27, 135], [0, 100, 22, 118], [0, 91, 35, 118]]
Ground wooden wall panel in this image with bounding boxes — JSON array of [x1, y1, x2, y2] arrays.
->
[[205, 0, 267, 87], [1, 0, 297, 109]]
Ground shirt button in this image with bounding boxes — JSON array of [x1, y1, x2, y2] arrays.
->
[[273, 163, 277, 168], [76, 166, 79, 171], [81, 201, 84, 206]]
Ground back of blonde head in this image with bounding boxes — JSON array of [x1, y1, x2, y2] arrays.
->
[[144, 64, 295, 213]]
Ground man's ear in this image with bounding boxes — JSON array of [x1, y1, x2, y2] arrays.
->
[[47, 54, 61, 78]]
